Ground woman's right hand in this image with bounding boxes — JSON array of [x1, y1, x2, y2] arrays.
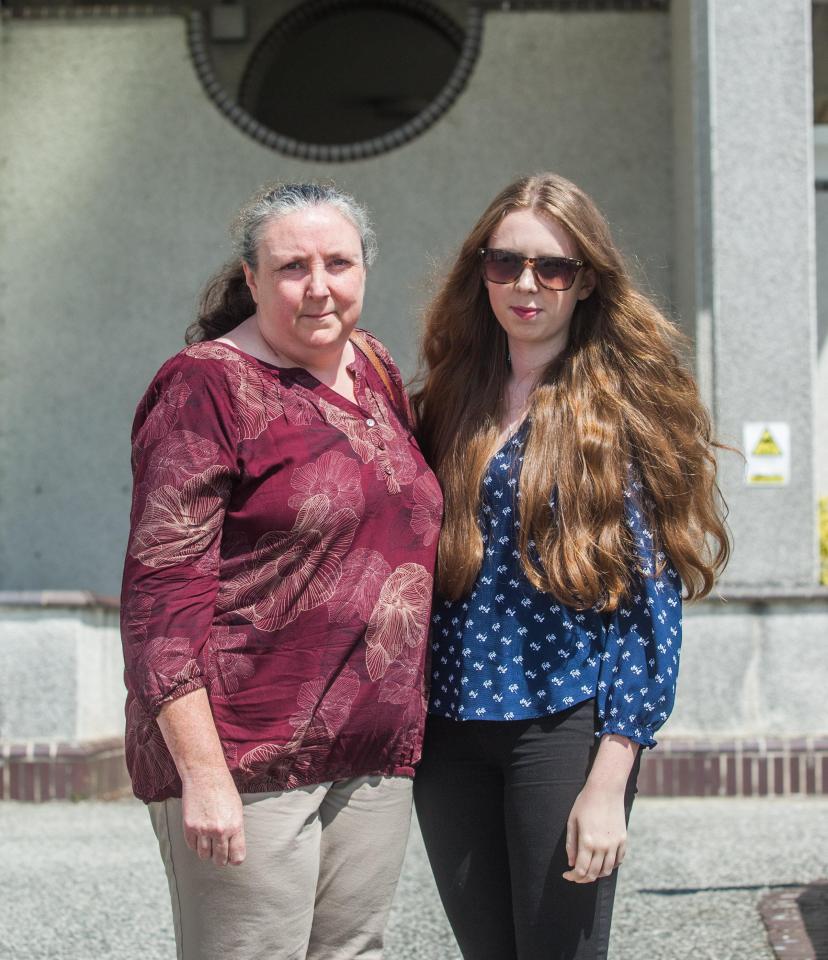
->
[[156, 689, 247, 868], [181, 766, 247, 867]]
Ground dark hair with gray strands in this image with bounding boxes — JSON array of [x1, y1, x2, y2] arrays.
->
[[185, 181, 377, 344]]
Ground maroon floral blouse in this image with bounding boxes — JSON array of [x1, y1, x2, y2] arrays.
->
[[121, 332, 442, 803]]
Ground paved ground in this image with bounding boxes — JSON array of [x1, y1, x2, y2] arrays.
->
[[1, 797, 826, 960]]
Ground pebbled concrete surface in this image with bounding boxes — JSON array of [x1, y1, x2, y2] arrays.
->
[[1, 797, 826, 959]]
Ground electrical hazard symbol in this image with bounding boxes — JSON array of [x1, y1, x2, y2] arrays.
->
[[751, 428, 783, 457], [743, 422, 790, 487]]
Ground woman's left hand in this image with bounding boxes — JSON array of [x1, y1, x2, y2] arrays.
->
[[562, 732, 638, 883], [562, 781, 628, 883]]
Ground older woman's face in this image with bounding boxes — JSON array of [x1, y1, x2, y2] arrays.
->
[[243, 205, 366, 359]]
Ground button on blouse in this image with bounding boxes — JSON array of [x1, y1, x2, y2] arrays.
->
[[428, 422, 682, 747]]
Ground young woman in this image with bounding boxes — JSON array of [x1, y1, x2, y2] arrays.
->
[[411, 173, 729, 960]]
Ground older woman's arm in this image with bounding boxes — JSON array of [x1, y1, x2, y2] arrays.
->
[[157, 689, 246, 867], [122, 353, 243, 861]]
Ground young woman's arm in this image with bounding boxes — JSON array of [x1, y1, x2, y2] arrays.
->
[[564, 476, 683, 883], [563, 733, 638, 883]]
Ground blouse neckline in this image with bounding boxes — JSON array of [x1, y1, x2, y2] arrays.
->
[[210, 336, 377, 421], [492, 417, 531, 460]]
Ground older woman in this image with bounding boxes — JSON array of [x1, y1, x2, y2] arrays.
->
[[121, 182, 442, 960]]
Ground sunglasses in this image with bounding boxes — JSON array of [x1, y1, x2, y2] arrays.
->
[[479, 248, 585, 291]]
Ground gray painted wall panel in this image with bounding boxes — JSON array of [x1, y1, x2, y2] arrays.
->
[[706, 0, 818, 586], [817, 192, 828, 496], [0, 14, 673, 594], [0, 614, 79, 740], [671, 601, 828, 737]]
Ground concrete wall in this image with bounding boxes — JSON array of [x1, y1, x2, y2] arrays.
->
[[0, 12, 674, 596], [817, 191, 828, 496], [701, 0, 817, 588], [812, 4, 825, 518], [2, 596, 826, 745], [670, 0, 711, 355], [673, 600, 828, 738], [0, 604, 122, 741]]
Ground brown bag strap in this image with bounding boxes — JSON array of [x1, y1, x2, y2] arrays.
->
[[350, 330, 395, 399], [350, 330, 414, 429]]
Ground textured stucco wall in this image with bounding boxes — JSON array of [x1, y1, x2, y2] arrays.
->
[[671, 601, 828, 737], [670, 0, 709, 351], [704, 0, 818, 587], [0, 13, 673, 595], [0, 607, 122, 741], [3, 599, 826, 743], [817, 192, 828, 496]]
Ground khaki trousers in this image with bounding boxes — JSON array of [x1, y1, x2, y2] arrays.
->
[[149, 775, 413, 960]]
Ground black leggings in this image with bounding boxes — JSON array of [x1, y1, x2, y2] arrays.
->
[[413, 700, 640, 960]]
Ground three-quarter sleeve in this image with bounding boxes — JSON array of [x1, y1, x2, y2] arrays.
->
[[121, 357, 239, 716], [595, 477, 683, 747]]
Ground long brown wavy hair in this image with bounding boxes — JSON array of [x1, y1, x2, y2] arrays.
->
[[411, 173, 730, 611]]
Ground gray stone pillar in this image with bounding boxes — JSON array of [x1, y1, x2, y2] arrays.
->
[[671, 0, 818, 588]]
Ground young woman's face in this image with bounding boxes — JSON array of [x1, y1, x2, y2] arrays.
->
[[484, 208, 594, 359], [242, 205, 366, 360]]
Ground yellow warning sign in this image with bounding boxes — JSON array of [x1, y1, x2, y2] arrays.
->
[[752, 428, 783, 457], [743, 422, 790, 487]]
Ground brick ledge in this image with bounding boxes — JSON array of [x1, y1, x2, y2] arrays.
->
[[0, 737, 129, 801], [638, 737, 828, 797], [2, 735, 827, 801]]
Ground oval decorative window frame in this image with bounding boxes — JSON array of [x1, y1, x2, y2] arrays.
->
[[187, 0, 483, 162]]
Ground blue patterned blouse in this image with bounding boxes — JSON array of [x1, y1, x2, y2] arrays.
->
[[428, 422, 682, 747]]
